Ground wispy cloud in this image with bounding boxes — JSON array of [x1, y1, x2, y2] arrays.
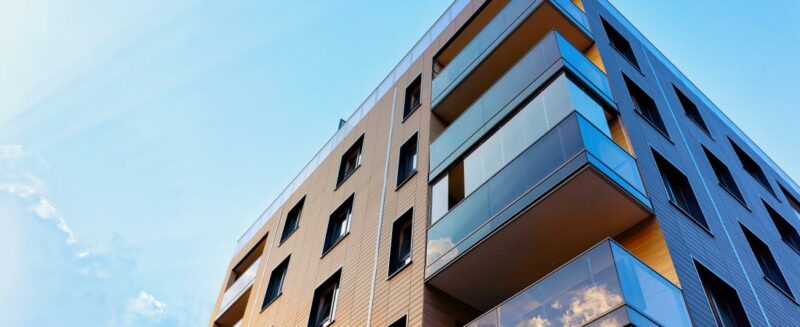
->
[[126, 291, 168, 320]]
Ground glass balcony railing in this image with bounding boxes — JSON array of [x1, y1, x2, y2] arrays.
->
[[466, 240, 691, 327], [426, 113, 650, 276], [218, 257, 260, 316], [431, 0, 591, 107], [429, 31, 611, 179]]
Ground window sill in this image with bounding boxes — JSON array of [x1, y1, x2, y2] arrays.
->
[[633, 109, 673, 144], [335, 165, 361, 191], [395, 170, 417, 191], [278, 228, 299, 247], [718, 183, 750, 211], [764, 276, 799, 305], [260, 292, 283, 312], [402, 103, 421, 123], [387, 260, 412, 280], [321, 232, 350, 258], [668, 200, 714, 237]]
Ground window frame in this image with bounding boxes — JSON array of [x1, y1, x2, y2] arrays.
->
[[652, 150, 710, 231], [280, 197, 305, 244], [623, 75, 670, 138], [336, 135, 365, 188], [388, 208, 414, 278], [601, 18, 640, 70], [262, 255, 291, 310], [396, 133, 419, 188], [673, 85, 711, 136], [740, 224, 795, 300], [322, 195, 354, 256], [728, 139, 775, 197], [403, 75, 422, 121], [702, 146, 747, 207], [308, 270, 342, 327], [763, 201, 800, 255], [694, 261, 752, 327]]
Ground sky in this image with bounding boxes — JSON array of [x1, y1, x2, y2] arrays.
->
[[0, 0, 798, 326]]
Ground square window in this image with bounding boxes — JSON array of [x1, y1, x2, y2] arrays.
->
[[652, 150, 708, 229], [388, 316, 407, 327], [281, 197, 305, 243], [403, 75, 422, 120], [389, 209, 413, 276], [673, 85, 710, 134], [262, 256, 290, 309], [695, 262, 751, 327], [601, 18, 640, 69], [702, 147, 745, 205], [337, 136, 364, 186], [764, 201, 800, 254], [740, 224, 794, 298], [779, 184, 800, 219], [397, 134, 418, 187], [308, 270, 341, 327], [729, 139, 774, 196], [323, 195, 354, 254], [624, 75, 669, 137]]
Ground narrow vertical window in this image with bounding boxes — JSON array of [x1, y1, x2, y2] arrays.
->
[[653, 150, 708, 229], [281, 197, 305, 243], [403, 75, 422, 120], [702, 147, 745, 205], [601, 18, 639, 69], [389, 209, 413, 276], [729, 139, 774, 196], [308, 270, 341, 327], [673, 85, 710, 134], [695, 262, 751, 327], [323, 195, 354, 254], [262, 256, 290, 309], [397, 133, 418, 187], [624, 75, 669, 137], [337, 135, 364, 186], [764, 201, 800, 254], [388, 316, 407, 327], [740, 224, 794, 298]]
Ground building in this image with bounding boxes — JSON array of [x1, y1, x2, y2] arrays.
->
[[209, 0, 800, 326]]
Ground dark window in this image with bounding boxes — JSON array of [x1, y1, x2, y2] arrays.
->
[[281, 197, 305, 243], [764, 201, 800, 254], [403, 75, 422, 119], [389, 209, 413, 276], [729, 139, 774, 196], [308, 270, 341, 327], [741, 224, 794, 298], [388, 316, 407, 327], [262, 256, 290, 309], [397, 134, 418, 187], [674, 86, 710, 134], [778, 184, 800, 218], [695, 262, 751, 327], [601, 18, 639, 69], [653, 150, 708, 229], [702, 147, 745, 205], [323, 195, 354, 254], [624, 75, 669, 137], [337, 136, 364, 186]]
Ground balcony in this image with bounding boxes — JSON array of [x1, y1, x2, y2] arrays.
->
[[464, 240, 690, 327], [426, 112, 652, 310], [432, 0, 593, 121], [216, 257, 260, 324], [430, 31, 611, 179]]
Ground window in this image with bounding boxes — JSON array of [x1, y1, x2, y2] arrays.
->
[[702, 147, 745, 205], [323, 195, 354, 254], [388, 316, 407, 327], [403, 75, 422, 120], [624, 75, 669, 137], [764, 201, 800, 254], [389, 209, 413, 276], [397, 134, 418, 187], [695, 262, 751, 327], [740, 224, 794, 298], [653, 150, 708, 229], [778, 184, 800, 219], [281, 197, 305, 243], [308, 270, 341, 327], [262, 256, 290, 309], [729, 139, 774, 196], [674, 85, 710, 134], [601, 18, 639, 69], [337, 136, 364, 186]]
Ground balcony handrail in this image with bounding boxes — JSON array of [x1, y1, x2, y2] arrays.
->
[[218, 257, 261, 317]]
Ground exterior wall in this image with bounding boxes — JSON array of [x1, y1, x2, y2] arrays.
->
[[210, 0, 800, 326]]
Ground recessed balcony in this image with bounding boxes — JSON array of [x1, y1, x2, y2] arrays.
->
[[215, 257, 260, 326], [432, 0, 593, 121], [425, 112, 652, 310], [464, 240, 691, 327], [429, 31, 611, 179]]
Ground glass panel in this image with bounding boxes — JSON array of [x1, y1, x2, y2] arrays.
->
[[611, 243, 692, 327], [578, 117, 646, 194], [469, 310, 498, 327], [464, 147, 485, 195], [497, 243, 623, 327], [431, 176, 449, 224], [426, 186, 491, 264]]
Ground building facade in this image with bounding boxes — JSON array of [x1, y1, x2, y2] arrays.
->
[[210, 0, 800, 326]]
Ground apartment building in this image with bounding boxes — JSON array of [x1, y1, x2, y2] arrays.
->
[[210, 0, 800, 326]]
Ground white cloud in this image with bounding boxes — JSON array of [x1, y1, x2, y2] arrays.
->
[[0, 182, 37, 198], [28, 196, 76, 244], [125, 291, 167, 322], [0, 145, 25, 159]]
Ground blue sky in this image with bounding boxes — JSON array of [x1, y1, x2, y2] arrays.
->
[[0, 0, 797, 326]]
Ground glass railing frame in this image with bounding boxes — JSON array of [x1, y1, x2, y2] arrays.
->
[[218, 257, 261, 318], [431, 0, 594, 108], [464, 239, 689, 327], [426, 112, 652, 277]]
